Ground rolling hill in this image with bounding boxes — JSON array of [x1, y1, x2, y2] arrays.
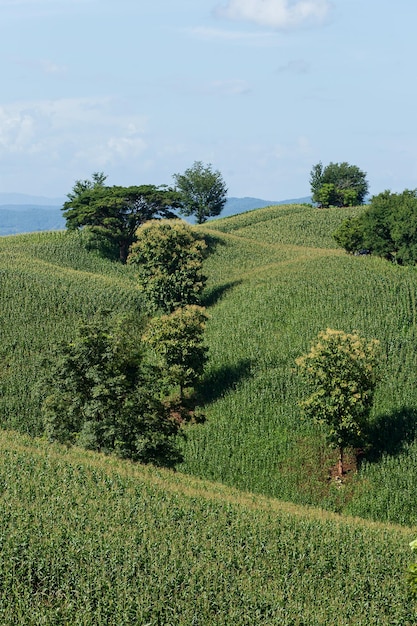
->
[[0, 203, 416, 622]]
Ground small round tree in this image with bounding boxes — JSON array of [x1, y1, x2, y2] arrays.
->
[[310, 161, 369, 207], [296, 328, 380, 476], [173, 161, 228, 224], [143, 305, 208, 401]]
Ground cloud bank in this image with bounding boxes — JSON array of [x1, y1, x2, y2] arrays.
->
[[215, 0, 333, 29]]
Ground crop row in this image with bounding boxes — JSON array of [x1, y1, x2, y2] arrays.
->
[[0, 430, 414, 625]]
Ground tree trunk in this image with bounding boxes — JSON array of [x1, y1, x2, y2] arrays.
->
[[338, 446, 344, 476], [119, 241, 129, 264]]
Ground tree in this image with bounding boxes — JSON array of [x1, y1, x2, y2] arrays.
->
[[334, 189, 417, 264], [40, 313, 182, 467], [127, 219, 207, 313], [143, 305, 208, 401], [310, 161, 369, 207], [62, 181, 182, 262], [173, 161, 228, 224], [296, 328, 380, 476], [333, 215, 366, 254]]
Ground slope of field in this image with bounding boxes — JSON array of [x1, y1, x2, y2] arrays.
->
[[180, 204, 417, 525], [0, 230, 142, 434], [0, 429, 414, 625], [1, 206, 417, 529]]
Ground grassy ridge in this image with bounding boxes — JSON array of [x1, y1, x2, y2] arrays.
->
[[0, 430, 414, 625]]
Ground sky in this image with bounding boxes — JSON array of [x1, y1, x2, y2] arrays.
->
[[0, 0, 416, 201]]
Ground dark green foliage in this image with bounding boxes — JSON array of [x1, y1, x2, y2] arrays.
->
[[66, 171, 107, 200], [40, 313, 182, 467], [310, 161, 369, 207], [173, 160, 228, 223], [127, 219, 207, 313], [333, 215, 366, 253], [334, 189, 417, 264], [63, 179, 182, 262]]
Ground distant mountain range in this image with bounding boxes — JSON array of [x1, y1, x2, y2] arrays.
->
[[0, 193, 311, 236]]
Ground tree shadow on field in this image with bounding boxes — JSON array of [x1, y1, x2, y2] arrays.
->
[[364, 406, 417, 463], [201, 280, 242, 308], [201, 232, 225, 254], [196, 359, 253, 405]]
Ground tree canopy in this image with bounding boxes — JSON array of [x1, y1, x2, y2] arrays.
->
[[40, 313, 182, 467], [173, 161, 228, 224], [334, 189, 417, 264], [143, 305, 208, 400], [127, 219, 207, 313], [296, 328, 380, 476], [310, 161, 369, 207], [62, 177, 182, 262]]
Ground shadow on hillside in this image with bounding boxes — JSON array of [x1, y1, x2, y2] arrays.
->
[[202, 232, 225, 254], [364, 406, 417, 463], [201, 280, 242, 308], [196, 359, 253, 405]]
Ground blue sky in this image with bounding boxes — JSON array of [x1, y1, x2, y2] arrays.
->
[[0, 0, 416, 201]]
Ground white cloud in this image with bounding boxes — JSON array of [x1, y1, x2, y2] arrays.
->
[[0, 98, 149, 166], [215, 0, 333, 30]]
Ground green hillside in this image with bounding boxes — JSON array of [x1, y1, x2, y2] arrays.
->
[[1, 205, 417, 621], [0, 430, 414, 625], [176, 204, 417, 526], [1, 206, 417, 524]]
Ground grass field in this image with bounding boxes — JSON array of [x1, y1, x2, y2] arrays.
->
[[0, 430, 414, 625], [0, 205, 417, 621]]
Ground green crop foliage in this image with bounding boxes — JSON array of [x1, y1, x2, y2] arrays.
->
[[0, 430, 413, 625], [2, 208, 417, 621], [1, 206, 417, 530]]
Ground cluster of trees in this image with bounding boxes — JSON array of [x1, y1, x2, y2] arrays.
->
[[62, 162, 227, 262], [41, 313, 183, 467], [334, 189, 417, 264], [310, 161, 369, 207], [41, 217, 209, 467]]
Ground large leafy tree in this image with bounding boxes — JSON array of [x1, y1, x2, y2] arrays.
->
[[127, 219, 207, 313], [40, 313, 182, 467], [62, 177, 182, 262], [296, 328, 380, 476], [310, 161, 369, 207], [173, 161, 228, 224], [334, 189, 417, 264]]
